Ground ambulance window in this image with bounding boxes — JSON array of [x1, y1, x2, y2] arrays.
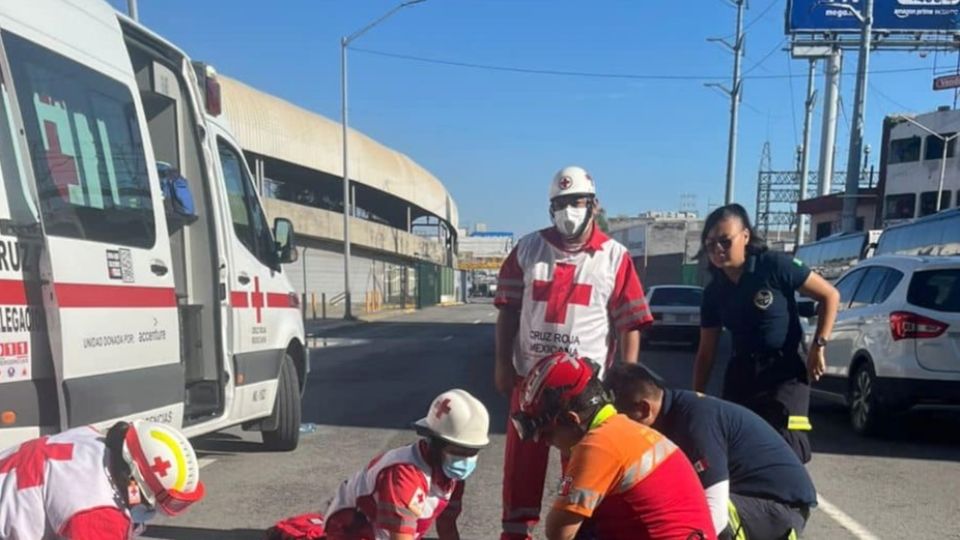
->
[[218, 138, 273, 266], [0, 76, 38, 226], [3, 32, 155, 248]]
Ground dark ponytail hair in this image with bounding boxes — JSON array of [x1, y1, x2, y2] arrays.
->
[[105, 421, 134, 504], [699, 203, 767, 267]]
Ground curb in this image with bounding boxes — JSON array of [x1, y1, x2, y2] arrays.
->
[[304, 308, 416, 335]]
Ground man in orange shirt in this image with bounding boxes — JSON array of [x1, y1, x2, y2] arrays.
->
[[512, 351, 716, 540]]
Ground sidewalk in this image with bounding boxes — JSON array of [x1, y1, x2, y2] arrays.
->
[[303, 306, 416, 335]]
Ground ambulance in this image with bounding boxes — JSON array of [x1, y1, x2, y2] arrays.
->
[[0, 0, 308, 451]]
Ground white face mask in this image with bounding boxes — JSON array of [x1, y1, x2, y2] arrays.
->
[[552, 206, 589, 239]]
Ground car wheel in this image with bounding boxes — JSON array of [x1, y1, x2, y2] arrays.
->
[[848, 362, 886, 436], [262, 353, 301, 451]]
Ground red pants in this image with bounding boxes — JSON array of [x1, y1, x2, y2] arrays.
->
[[502, 377, 568, 540]]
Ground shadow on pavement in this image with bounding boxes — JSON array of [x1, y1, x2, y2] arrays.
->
[[810, 400, 960, 462], [143, 525, 264, 539], [302, 316, 508, 434], [192, 432, 271, 456]]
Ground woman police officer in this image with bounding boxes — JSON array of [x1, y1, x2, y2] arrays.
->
[[692, 204, 839, 463]]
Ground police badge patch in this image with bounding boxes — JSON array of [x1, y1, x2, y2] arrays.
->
[[754, 289, 774, 310]]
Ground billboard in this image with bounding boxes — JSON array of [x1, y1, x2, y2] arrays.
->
[[788, 0, 960, 33]]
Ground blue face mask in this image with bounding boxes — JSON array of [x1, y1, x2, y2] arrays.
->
[[441, 453, 478, 481], [130, 504, 157, 526]]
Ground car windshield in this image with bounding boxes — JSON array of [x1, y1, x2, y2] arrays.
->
[[648, 287, 702, 307]]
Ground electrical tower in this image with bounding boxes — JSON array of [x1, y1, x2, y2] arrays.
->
[[680, 193, 698, 215], [755, 142, 863, 240]]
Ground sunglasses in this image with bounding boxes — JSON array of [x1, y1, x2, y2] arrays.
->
[[550, 196, 593, 211], [704, 229, 745, 252], [511, 411, 555, 441]]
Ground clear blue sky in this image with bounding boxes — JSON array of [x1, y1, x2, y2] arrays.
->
[[108, 0, 957, 236]]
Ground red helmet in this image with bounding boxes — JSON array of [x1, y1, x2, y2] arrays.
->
[[512, 352, 599, 440]]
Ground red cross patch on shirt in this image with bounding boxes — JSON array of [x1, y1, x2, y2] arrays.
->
[[0, 437, 74, 490]]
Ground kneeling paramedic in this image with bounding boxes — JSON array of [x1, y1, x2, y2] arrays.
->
[[513, 351, 716, 540], [322, 389, 490, 540], [0, 421, 205, 539], [608, 363, 817, 540]]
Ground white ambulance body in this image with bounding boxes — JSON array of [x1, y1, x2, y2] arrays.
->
[[0, 0, 307, 451]]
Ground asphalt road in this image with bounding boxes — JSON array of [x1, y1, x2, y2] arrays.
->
[[143, 302, 960, 539]]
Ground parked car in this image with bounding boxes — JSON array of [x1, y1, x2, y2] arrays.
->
[[643, 285, 703, 349], [802, 255, 960, 435]]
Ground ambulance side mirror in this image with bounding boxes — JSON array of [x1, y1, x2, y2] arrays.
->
[[274, 217, 298, 265], [798, 300, 817, 319]]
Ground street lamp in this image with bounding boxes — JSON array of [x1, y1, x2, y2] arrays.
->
[[340, 0, 427, 319], [894, 114, 959, 213]]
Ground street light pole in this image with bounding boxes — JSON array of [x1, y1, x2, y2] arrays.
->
[[340, 0, 426, 320], [896, 115, 959, 212]]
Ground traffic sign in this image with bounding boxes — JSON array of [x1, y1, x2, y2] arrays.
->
[[934, 74, 960, 91]]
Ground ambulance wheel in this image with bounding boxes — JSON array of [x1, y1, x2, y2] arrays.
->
[[262, 354, 301, 451]]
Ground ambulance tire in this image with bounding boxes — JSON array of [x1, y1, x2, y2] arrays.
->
[[263, 353, 301, 451]]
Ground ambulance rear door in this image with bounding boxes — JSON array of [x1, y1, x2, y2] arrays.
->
[[0, 6, 184, 430]]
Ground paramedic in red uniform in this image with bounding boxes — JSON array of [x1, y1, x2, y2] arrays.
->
[[322, 389, 490, 540], [494, 165, 653, 540], [0, 420, 205, 539]]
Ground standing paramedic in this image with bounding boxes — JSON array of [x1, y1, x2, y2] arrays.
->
[[692, 204, 839, 463], [494, 165, 652, 540]]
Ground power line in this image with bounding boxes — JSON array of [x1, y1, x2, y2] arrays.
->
[[743, 37, 787, 77], [351, 47, 933, 82], [720, 0, 782, 40], [869, 81, 913, 112], [787, 55, 799, 148]]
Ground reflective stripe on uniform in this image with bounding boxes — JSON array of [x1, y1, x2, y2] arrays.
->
[[565, 487, 602, 511], [727, 499, 747, 540], [787, 416, 812, 431], [502, 521, 536, 535]]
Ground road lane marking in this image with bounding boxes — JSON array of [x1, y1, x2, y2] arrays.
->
[[817, 495, 881, 540], [198, 457, 217, 469], [442, 335, 453, 341], [473, 319, 482, 324]]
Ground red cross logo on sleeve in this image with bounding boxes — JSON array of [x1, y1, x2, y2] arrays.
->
[[532, 263, 592, 324], [0, 437, 74, 490], [433, 398, 452, 419]]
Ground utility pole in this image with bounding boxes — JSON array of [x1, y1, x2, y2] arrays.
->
[[127, 0, 138, 21], [707, 0, 746, 205], [340, 0, 427, 319], [796, 59, 818, 247], [841, 0, 874, 233], [818, 49, 842, 196]]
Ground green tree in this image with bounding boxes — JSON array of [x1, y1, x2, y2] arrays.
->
[[595, 208, 610, 233]]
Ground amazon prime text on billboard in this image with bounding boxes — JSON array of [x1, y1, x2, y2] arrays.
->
[[788, 0, 960, 33]]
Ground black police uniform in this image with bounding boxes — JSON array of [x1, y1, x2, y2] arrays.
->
[[701, 250, 814, 463], [653, 388, 817, 540]]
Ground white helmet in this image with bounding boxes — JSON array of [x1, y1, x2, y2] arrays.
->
[[122, 420, 205, 515], [413, 389, 490, 449], [549, 165, 596, 201]]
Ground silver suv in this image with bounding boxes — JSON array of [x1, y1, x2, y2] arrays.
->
[[804, 255, 960, 435]]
